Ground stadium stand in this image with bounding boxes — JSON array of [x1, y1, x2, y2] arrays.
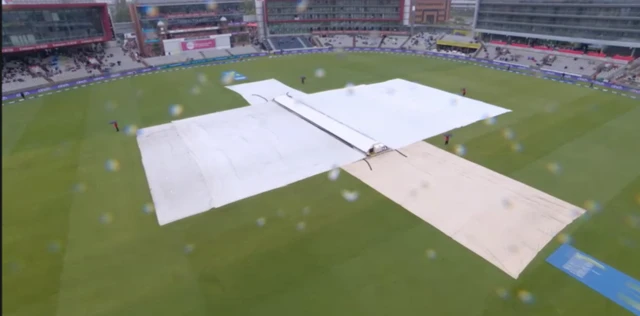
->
[[402, 32, 439, 50], [201, 50, 232, 59], [2, 60, 50, 94], [299, 36, 315, 48], [380, 36, 409, 49], [227, 46, 260, 55], [613, 59, 640, 87], [316, 35, 354, 48], [484, 43, 629, 77], [3, 0, 638, 96], [270, 36, 307, 50], [1, 41, 147, 93], [354, 35, 382, 48]]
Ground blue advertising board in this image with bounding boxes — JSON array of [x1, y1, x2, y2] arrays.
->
[[547, 244, 640, 315]]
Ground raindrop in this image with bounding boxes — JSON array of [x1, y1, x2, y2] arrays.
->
[[511, 142, 523, 153], [425, 249, 437, 259], [99, 213, 113, 225], [502, 128, 515, 140], [345, 82, 355, 95], [256, 217, 266, 227], [483, 115, 496, 125], [556, 233, 572, 244], [71, 182, 87, 193], [502, 198, 513, 209], [105, 101, 118, 111], [144, 6, 160, 17], [169, 104, 184, 117], [47, 241, 62, 253], [342, 190, 359, 202], [205, 1, 217, 10], [584, 200, 601, 213], [184, 244, 195, 254], [142, 202, 155, 214], [546, 162, 562, 175], [328, 167, 340, 181], [197, 73, 208, 83], [221, 72, 235, 85], [105, 159, 120, 172], [314, 68, 326, 78], [454, 144, 466, 156], [496, 288, 509, 299], [296, 0, 309, 13], [124, 124, 138, 136], [517, 290, 534, 304]]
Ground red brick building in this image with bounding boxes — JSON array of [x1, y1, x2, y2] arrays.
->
[[413, 0, 451, 24]]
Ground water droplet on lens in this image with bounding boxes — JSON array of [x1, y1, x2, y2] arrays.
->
[[105, 159, 120, 172], [296, 0, 309, 13], [72, 182, 87, 193], [546, 162, 562, 174], [47, 241, 62, 253], [511, 142, 523, 153], [197, 73, 208, 83], [502, 198, 513, 209], [124, 124, 138, 136], [142, 202, 155, 214], [341, 190, 359, 202], [517, 290, 534, 304], [345, 82, 355, 95], [221, 71, 236, 85], [328, 167, 340, 181], [584, 200, 601, 213], [99, 213, 113, 225], [454, 144, 466, 156], [169, 104, 184, 117], [425, 249, 437, 259], [496, 287, 509, 299], [502, 128, 515, 140], [556, 233, 572, 244]]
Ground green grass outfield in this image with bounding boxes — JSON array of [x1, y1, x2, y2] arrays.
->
[[3, 53, 640, 316]]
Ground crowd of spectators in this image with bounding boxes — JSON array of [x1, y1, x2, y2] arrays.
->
[[2, 39, 146, 93], [3, 32, 638, 95]]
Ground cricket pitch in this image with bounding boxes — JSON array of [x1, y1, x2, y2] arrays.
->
[[343, 141, 586, 278]]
